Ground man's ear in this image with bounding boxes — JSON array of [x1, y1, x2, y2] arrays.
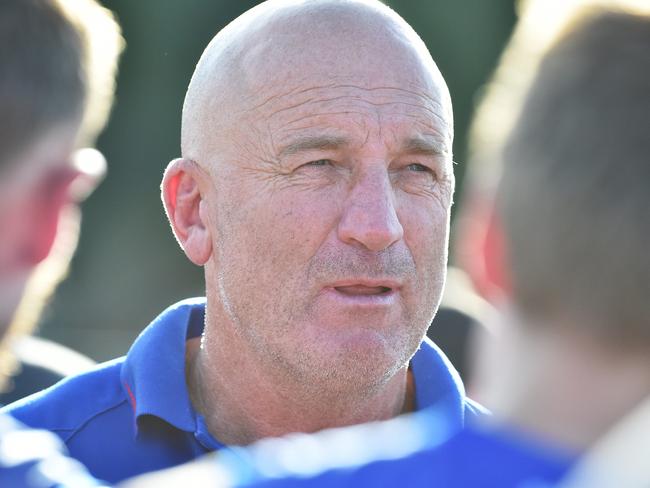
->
[[161, 158, 213, 266]]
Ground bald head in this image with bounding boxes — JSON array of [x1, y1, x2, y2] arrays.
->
[[164, 0, 458, 406], [181, 0, 451, 165]]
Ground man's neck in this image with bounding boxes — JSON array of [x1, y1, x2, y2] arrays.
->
[[488, 321, 650, 450], [186, 318, 414, 446]]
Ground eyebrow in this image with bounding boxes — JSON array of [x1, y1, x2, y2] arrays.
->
[[278, 135, 350, 158], [401, 136, 449, 157]]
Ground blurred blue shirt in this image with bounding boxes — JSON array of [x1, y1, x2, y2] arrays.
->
[[0, 413, 106, 488], [219, 409, 576, 488], [2, 298, 485, 484]]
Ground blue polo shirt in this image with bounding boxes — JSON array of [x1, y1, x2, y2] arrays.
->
[[218, 412, 576, 488], [2, 298, 486, 484], [0, 413, 106, 488]]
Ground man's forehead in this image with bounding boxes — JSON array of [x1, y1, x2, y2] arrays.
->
[[183, 0, 452, 161], [245, 81, 452, 155], [277, 132, 451, 160]]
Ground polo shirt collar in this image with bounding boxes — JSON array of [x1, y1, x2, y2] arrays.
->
[[412, 337, 466, 427], [121, 298, 468, 436], [121, 297, 206, 433]]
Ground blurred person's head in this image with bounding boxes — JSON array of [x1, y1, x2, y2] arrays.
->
[[465, 3, 650, 448], [164, 0, 455, 433], [500, 10, 649, 347], [0, 0, 122, 384], [456, 0, 649, 306]]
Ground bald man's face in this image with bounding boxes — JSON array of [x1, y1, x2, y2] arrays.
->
[[197, 9, 454, 391]]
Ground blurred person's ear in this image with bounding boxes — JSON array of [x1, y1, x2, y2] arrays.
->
[[25, 166, 81, 266], [161, 158, 212, 266], [456, 194, 511, 306], [27, 147, 106, 266], [0, 147, 104, 271]]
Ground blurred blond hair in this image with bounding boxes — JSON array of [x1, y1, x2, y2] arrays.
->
[[0, 0, 123, 383]]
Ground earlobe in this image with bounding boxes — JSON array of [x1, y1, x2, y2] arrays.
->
[[161, 158, 213, 266], [482, 205, 513, 303]]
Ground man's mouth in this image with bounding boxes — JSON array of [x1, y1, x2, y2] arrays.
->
[[334, 285, 392, 296], [322, 281, 399, 307]]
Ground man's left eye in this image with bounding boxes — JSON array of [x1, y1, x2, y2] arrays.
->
[[406, 163, 430, 172]]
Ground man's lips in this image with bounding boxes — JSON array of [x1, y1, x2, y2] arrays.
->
[[318, 280, 401, 308], [334, 285, 392, 296], [325, 279, 402, 297]]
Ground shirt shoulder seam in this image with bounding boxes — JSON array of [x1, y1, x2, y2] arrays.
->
[[52, 398, 131, 443]]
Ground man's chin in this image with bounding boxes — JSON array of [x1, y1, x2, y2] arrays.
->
[[297, 330, 412, 390]]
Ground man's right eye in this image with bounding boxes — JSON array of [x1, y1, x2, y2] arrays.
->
[[303, 159, 331, 167]]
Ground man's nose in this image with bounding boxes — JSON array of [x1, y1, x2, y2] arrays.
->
[[337, 169, 404, 252]]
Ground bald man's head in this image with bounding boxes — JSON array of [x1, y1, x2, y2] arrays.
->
[[181, 0, 452, 166], [165, 0, 455, 396]]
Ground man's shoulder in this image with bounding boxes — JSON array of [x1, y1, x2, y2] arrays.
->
[[1, 356, 129, 439]]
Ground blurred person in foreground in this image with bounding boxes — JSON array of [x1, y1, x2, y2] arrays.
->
[[0, 0, 122, 485], [3, 0, 487, 483], [123, 3, 650, 487]]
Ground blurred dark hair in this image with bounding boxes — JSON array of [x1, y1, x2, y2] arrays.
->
[[499, 9, 650, 347], [0, 0, 122, 169]]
